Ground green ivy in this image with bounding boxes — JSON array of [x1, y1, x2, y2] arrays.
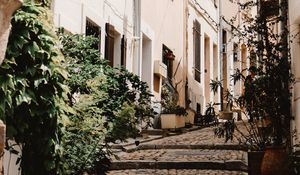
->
[[1, 3, 69, 174]]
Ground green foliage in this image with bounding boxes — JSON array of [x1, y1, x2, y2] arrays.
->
[[1, 3, 69, 174], [59, 33, 155, 174], [161, 84, 187, 116], [63, 93, 111, 174], [213, 0, 292, 149], [59, 33, 106, 94], [240, 0, 292, 145], [214, 120, 235, 143], [210, 79, 222, 95]]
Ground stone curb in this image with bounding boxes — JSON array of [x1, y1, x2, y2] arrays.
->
[[111, 126, 206, 150], [111, 136, 164, 150], [109, 160, 247, 172], [124, 144, 247, 153]]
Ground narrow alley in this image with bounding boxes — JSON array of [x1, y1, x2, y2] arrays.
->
[[107, 123, 248, 175]]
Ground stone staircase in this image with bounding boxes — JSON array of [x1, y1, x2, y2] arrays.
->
[[106, 125, 249, 175]]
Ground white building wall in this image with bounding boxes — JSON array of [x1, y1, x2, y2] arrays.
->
[[52, 0, 135, 71], [289, 0, 300, 143], [221, 0, 253, 104], [141, 0, 185, 104], [187, 0, 219, 113], [52, 0, 185, 109]]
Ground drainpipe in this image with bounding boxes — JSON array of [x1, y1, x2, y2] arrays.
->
[[219, 0, 223, 111], [279, 0, 291, 146], [184, 0, 189, 108], [133, 0, 141, 77], [80, 3, 84, 34]]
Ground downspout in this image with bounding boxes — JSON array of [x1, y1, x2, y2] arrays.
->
[[219, 0, 223, 111], [184, 0, 189, 108], [80, 3, 84, 34], [133, 0, 141, 77], [279, 0, 291, 146]]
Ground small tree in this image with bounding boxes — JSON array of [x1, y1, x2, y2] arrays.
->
[[214, 0, 292, 149]]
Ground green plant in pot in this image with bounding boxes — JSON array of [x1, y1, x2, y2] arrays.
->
[[160, 83, 187, 129], [212, 0, 292, 174]]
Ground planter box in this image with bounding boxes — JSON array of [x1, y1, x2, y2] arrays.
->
[[161, 114, 185, 129]]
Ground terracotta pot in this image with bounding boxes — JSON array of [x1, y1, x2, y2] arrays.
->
[[248, 151, 265, 175], [261, 146, 289, 175]]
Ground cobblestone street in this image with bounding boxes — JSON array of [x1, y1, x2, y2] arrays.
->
[[107, 123, 249, 175], [107, 169, 247, 175]]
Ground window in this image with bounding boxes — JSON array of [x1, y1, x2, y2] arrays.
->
[[105, 23, 115, 66], [86, 18, 101, 50], [193, 20, 201, 82], [105, 23, 127, 67], [260, 0, 279, 18], [121, 35, 127, 66], [196, 103, 201, 114], [222, 30, 227, 53], [233, 43, 238, 62], [162, 45, 174, 81]]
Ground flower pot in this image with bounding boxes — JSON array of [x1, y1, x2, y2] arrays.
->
[[261, 146, 289, 175], [160, 114, 185, 129], [248, 151, 265, 175]]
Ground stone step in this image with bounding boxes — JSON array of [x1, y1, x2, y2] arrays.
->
[[109, 160, 247, 172], [110, 149, 247, 171], [113, 149, 247, 162], [123, 144, 247, 153], [107, 169, 248, 175]]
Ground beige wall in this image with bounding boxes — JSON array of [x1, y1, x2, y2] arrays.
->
[[187, 0, 219, 113], [289, 0, 300, 142], [52, 0, 135, 71], [221, 0, 254, 102], [141, 0, 185, 105]]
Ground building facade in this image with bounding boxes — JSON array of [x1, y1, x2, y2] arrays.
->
[[289, 0, 300, 143], [51, 0, 253, 122], [186, 0, 220, 114]]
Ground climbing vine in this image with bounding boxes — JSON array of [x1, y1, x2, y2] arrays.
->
[[1, 2, 69, 174]]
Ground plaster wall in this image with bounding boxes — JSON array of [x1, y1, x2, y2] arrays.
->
[[141, 0, 185, 104], [52, 0, 134, 71], [187, 0, 219, 113], [289, 0, 300, 142]]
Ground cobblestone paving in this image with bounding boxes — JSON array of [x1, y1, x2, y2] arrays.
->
[[113, 149, 246, 162], [145, 123, 249, 146], [106, 169, 247, 175], [107, 122, 250, 175]]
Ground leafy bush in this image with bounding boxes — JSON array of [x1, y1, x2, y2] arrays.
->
[[1, 3, 69, 174], [161, 84, 187, 116], [59, 33, 155, 174]]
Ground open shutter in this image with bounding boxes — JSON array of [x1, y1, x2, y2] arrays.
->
[[193, 20, 201, 82], [105, 23, 115, 66], [121, 35, 127, 66]]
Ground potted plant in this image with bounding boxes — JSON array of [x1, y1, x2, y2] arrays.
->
[[201, 102, 218, 126], [212, 0, 292, 174], [160, 84, 187, 129]]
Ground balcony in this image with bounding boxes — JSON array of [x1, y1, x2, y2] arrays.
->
[[154, 60, 167, 78]]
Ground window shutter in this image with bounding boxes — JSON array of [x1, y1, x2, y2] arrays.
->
[[193, 20, 201, 82], [105, 23, 115, 66], [121, 35, 127, 66]]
